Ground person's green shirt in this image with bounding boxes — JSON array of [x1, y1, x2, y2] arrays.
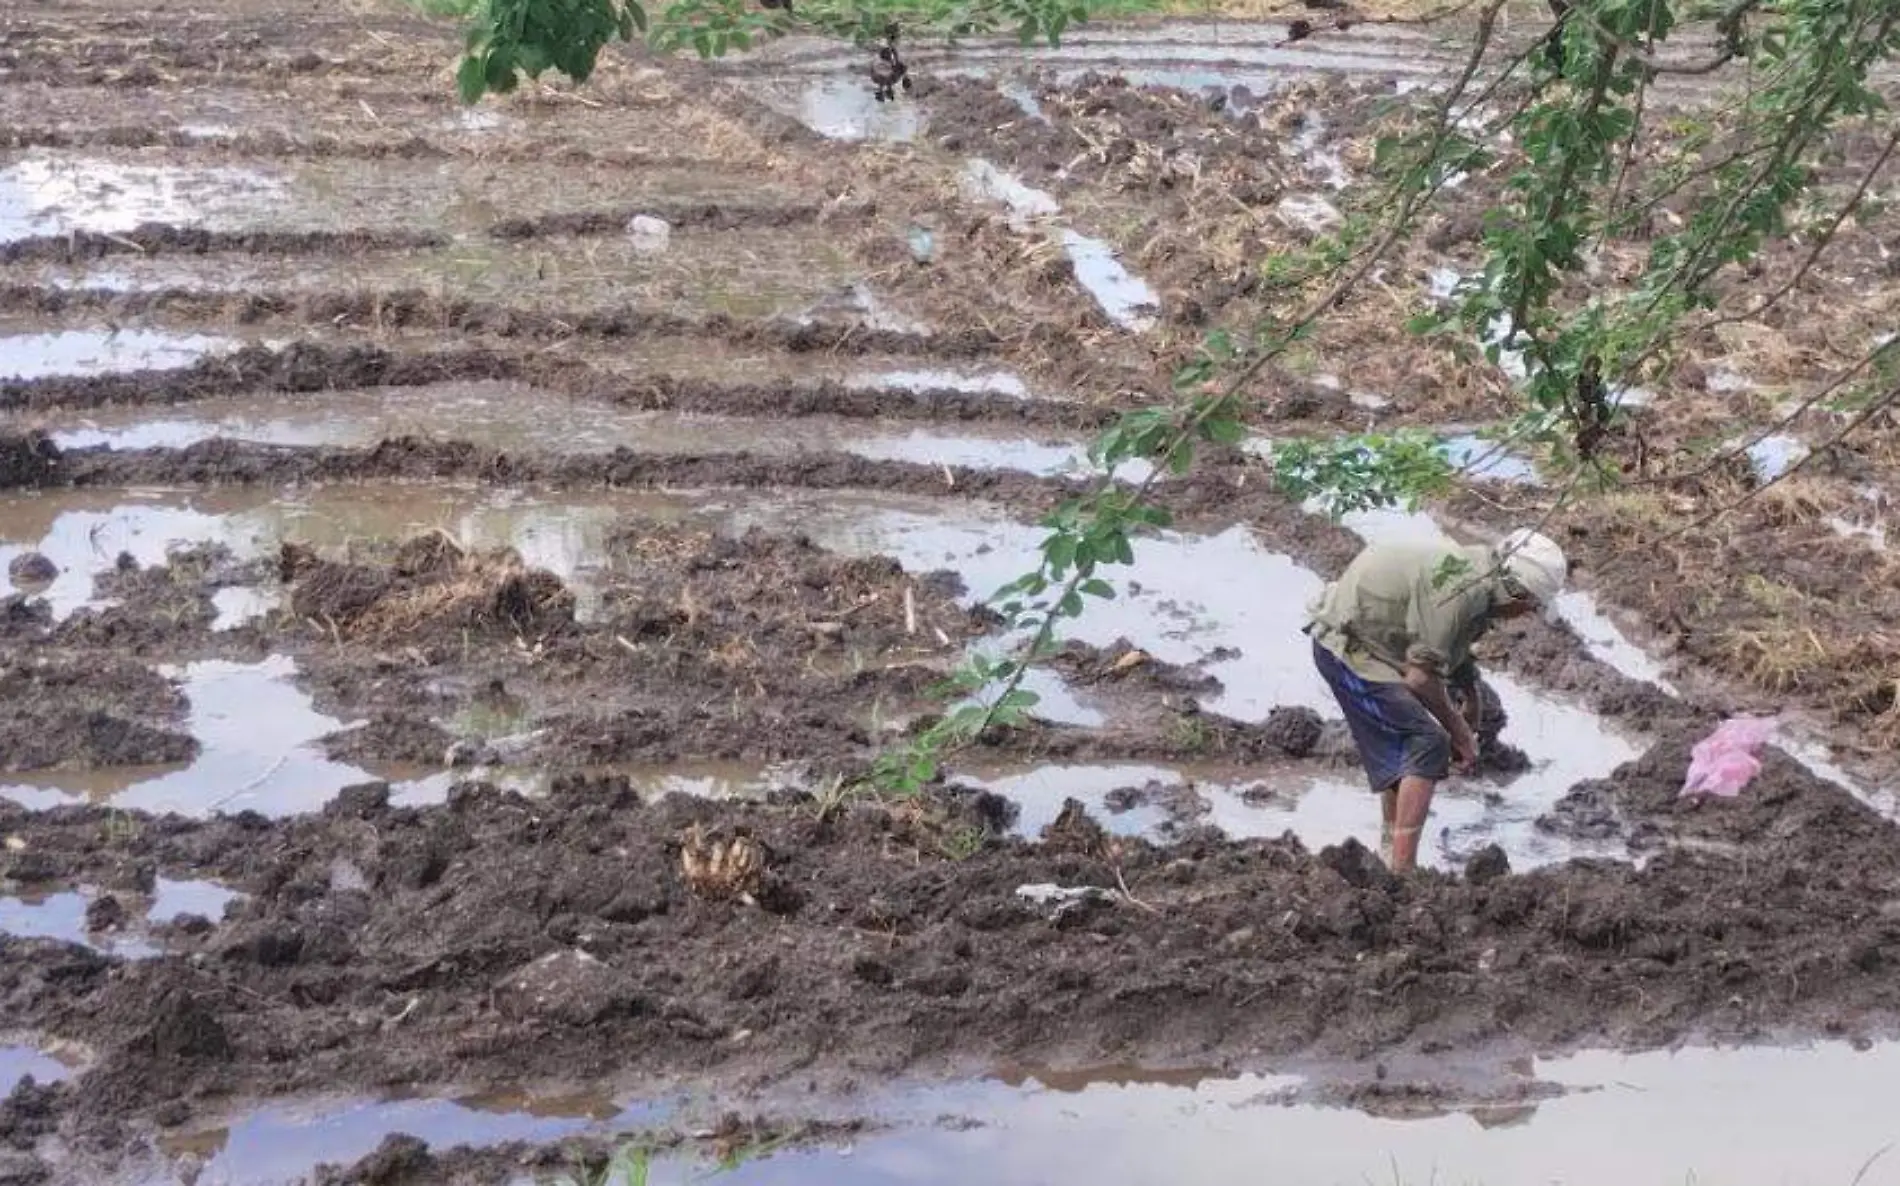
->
[[1305, 541, 1510, 685]]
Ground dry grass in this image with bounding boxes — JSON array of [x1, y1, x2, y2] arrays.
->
[[292, 533, 575, 641]]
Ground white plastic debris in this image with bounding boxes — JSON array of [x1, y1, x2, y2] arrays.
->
[[1277, 194, 1342, 234], [626, 214, 671, 253], [1015, 883, 1118, 921], [1015, 883, 1113, 906]]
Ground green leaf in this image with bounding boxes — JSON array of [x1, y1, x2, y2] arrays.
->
[[1198, 415, 1245, 446], [1080, 578, 1116, 600], [455, 55, 489, 102], [998, 688, 1040, 711]]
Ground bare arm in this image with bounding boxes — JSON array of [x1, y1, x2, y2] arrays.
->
[[1405, 663, 1479, 761]]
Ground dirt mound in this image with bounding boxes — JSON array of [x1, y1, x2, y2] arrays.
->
[[286, 534, 575, 644], [0, 656, 196, 771], [2, 725, 1898, 1163], [0, 434, 59, 489], [602, 525, 981, 665]]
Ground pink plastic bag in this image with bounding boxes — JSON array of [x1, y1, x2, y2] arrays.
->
[[1680, 716, 1779, 799]]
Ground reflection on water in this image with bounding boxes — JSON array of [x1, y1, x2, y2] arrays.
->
[[0, 328, 242, 380], [156, 1039, 1900, 1186], [707, 1040, 1900, 1186], [160, 1087, 676, 1183], [0, 154, 286, 240], [0, 656, 381, 818]]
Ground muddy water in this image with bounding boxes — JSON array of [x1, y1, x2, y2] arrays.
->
[[0, 485, 690, 622], [726, 1041, 1900, 1186], [0, 1043, 78, 1093], [0, 889, 159, 958], [960, 160, 1160, 331], [1, 483, 1640, 857], [0, 329, 243, 380], [754, 76, 925, 142], [0, 155, 286, 240], [123, 1040, 1900, 1185], [43, 382, 1108, 478], [0, 150, 789, 240], [0, 655, 385, 818], [156, 1091, 672, 1186]]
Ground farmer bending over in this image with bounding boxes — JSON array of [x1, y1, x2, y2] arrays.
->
[[1304, 529, 1568, 872]]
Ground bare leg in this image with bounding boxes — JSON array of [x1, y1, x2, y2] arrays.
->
[[1388, 775, 1437, 872], [1379, 789, 1397, 864]]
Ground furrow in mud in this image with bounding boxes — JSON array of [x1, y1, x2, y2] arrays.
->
[[0, 342, 1122, 427], [0, 201, 857, 266]]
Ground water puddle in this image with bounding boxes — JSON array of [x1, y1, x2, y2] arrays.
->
[[780, 1039, 1900, 1186], [1, 484, 1643, 858], [210, 584, 282, 630], [0, 888, 160, 958], [794, 282, 931, 335], [0, 485, 688, 623], [0, 154, 287, 240], [1276, 192, 1341, 233], [150, 875, 244, 924], [1, 151, 786, 240], [843, 368, 1034, 399], [961, 160, 1159, 331], [43, 383, 1110, 479], [748, 27, 1450, 94], [0, 328, 243, 380], [1552, 590, 1678, 692], [161, 1089, 672, 1185], [760, 76, 922, 142], [997, 79, 1048, 121], [1827, 513, 1889, 551], [0, 1043, 80, 1093], [0, 655, 385, 818], [131, 1037, 1900, 1185]]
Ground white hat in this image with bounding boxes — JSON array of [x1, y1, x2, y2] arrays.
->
[[1497, 528, 1568, 607]]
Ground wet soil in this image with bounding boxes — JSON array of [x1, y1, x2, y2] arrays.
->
[[4, 729, 1900, 1174], [0, 652, 195, 773], [4, 0, 1900, 1176]]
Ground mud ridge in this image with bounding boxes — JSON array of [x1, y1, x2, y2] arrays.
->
[[0, 289, 995, 358], [0, 337, 1113, 427], [0, 126, 727, 172], [0, 227, 450, 267]]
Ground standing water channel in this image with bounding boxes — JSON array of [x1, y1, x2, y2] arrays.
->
[[0, 477, 1642, 871]]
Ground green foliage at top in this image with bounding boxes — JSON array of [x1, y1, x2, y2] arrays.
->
[[456, 0, 646, 101], [452, 0, 1119, 99]]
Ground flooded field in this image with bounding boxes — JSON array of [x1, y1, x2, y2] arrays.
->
[[2, 0, 1899, 1181]]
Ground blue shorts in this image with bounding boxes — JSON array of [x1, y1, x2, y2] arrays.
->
[[1311, 638, 1452, 794]]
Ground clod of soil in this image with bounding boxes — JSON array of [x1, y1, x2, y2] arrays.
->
[[0, 434, 59, 490], [0, 656, 196, 771], [5, 553, 57, 587]]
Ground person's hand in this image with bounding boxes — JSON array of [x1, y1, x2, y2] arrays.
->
[[1451, 727, 1480, 774]]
